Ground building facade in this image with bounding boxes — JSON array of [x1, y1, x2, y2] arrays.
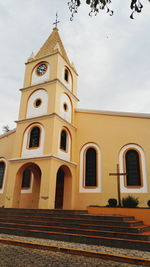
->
[[0, 28, 150, 210]]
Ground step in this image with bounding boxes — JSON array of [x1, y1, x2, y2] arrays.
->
[[0, 209, 149, 251], [0, 222, 150, 241], [0, 208, 87, 215], [0, 209, 135, 221], [0, 214, 143, 227], [0, 217, 149, 233], [0, 225, 149, 251]]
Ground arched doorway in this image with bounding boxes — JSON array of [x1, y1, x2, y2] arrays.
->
[[12, 163, 41, 209], [55, 165, 72, 209], [55, 168, 64, 209]]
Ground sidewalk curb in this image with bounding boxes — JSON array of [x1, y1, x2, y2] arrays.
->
[[0, 238, 150, 266]]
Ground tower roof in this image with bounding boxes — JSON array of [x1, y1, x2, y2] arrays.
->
[[35, 28, 70, 64]]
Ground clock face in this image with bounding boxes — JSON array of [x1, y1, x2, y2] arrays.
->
[[36, 63, 47, 76]]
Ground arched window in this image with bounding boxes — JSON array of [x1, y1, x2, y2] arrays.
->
[[85, 148, 97, 187], [64, 69, 69, 82], [125, 149, 141, 186], [29, 127, 40, 148], [0, 162, 5, 189], [22, 169, 31, 188], [60, 130, 67, 151]]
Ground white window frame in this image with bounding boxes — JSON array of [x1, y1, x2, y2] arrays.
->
[[119, 144, 148, 193], [79, 143, 101, 193]]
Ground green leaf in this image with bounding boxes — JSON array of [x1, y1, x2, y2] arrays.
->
[[130, 11, 134, 19], [131, 0, 137, 10], [76, 0, 81, 6], [86, 0, 91, 5], [100, 0, 106, 6], [94, 0, 99, 8]]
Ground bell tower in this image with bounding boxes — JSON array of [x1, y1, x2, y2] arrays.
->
[[7, 26, 79, 210]]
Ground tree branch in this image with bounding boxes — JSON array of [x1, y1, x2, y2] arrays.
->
[[68, 0, 150, 20]]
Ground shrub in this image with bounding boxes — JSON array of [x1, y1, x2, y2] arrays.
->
[[147, 200, 150, 207], [122, 195, 139, 208], [107, 198, 117, 207]]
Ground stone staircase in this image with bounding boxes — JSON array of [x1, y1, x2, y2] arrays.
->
[[0, 208, 150, 251]]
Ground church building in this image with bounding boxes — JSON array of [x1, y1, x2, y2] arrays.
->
[[0, 26, 149, 210]]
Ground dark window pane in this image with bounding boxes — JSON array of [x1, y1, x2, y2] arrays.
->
[[63, 103, 68, 111], [125, 150, 141, 186], [22, 169, 31, 188], [35, 99, 41, 107], [29, 127, 40, 148], [0, 162, 5, 188], [64, 69, 69, 82], [85, 148, 97, 187], [60, 130, 67, 151]]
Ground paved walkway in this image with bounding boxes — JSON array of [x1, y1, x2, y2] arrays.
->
[[0, 234, 150, 266], [0, 243, 140, 267]]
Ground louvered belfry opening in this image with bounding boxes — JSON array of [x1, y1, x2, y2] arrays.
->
[[64, 69, 69, 82], [29, 127, 40, 148], [60, 130, 67, 151]]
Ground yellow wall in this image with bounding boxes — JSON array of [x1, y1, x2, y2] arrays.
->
[[0, 131, 16, 159], [74, 110, 150, 209], [88, 206, 150, 226], [0, 131, 16, 207], [3, 155, 76, 209]]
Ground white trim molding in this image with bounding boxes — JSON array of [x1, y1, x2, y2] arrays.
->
[[79, 143, 101, 193], [76, 108, 150, 119], [119, 144, 148, 193]]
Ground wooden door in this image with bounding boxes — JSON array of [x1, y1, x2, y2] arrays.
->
[[55, 168, 64, 209]]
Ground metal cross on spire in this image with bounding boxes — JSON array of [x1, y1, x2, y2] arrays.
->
[[53, 13, 60, 29]]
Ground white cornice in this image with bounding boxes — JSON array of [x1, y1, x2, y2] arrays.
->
[[25, 51, 78, 76], [8, 154, 77, 166], [76, 108, 150, 119], [19, 78, 79, 102], [15, 113, 77, 129]]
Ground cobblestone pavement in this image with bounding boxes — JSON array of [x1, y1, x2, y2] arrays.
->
[[0, 243, 140, 267], [0, 234, 150, 260]]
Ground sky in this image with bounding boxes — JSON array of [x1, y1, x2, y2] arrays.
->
[[0, 0, 150, 133]]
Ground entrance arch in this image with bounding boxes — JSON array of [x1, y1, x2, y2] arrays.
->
[[12, 162, 41, 209], [55, 165, 72, 209]]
